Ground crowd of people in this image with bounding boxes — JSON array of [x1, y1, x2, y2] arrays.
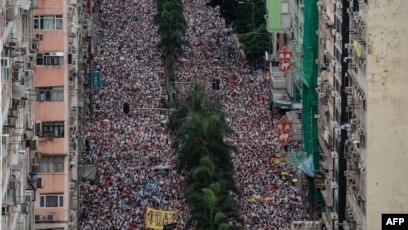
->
[[79, 0, 309, 229], [178, 1, 309, 228], [80, 0, 188, 229]]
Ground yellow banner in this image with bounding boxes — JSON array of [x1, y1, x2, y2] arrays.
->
[[145, 207, 177, 230]]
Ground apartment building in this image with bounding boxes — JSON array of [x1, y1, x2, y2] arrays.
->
[[316, 0, 338, 228], [317, 0, 408, 229], [33, 0, 85, 229], [0, 0, 38, 229], [290, 0, 304, 104]]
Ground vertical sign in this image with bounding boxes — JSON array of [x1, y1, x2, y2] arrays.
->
[[278, 46, 293, 73], [91, 71, 101, 89]]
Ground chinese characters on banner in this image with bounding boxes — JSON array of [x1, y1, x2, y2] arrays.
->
[[278, 46, 293, 73], [276, 115, 293, 145], [145, 207, 177, 230]]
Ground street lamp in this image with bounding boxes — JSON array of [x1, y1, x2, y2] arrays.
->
[[238, 1, 255, 28]]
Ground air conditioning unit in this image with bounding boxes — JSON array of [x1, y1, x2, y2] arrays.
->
[[25, 194, 32, 203], [331, 212, 338, 220], [359, 92, 366, 100], [35, 34, 43, 41], [25, 61, 34, 70], [21, 204, 29, 214], [31, 43, 38, 52], [336, 34, 342, 43], [335, 96, 341, 104], [70, 182, 76, 194], [35, 215, 41, 222], [331, 151, 338, 159], [32, 156, 40, 166], [314, 114, 320, 119], [354, 140, 360, 148], [344, 43, 353, 49], [7, 116, 16, 127], [32, 164, 39, 173], [36, 177, 44, 188], [30, 139, 38, 150], [358, 128, 365, 135], [331, 29, 336, 36], [1, 58, 10, 68], [47, 215, 57, 221], [9, 179, 16, 190], [325, 173, 331, 179], [345, 87, 353, 94], [335, 127, 341, 135], [336, 2, 343, 9], [331, 181, 338, 189]]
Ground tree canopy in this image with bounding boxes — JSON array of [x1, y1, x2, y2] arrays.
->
[[169, 82, 242, 229]]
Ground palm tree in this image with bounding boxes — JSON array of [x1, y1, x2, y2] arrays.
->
[[168, 82, 222, 131], [172, 110, 235, 171], [186, 157, 237, 229]]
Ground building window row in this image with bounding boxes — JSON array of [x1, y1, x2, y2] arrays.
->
[[40, 156, 65, 173], [37, 122, 65, 138], [40, 193, 64, 208], [37, 86, 64, 102], [34, 15, 63, 30], [37, 53, 64, 66]]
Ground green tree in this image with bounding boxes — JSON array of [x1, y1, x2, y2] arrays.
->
[[185, 156, 241, 229], [238, 25, 270, 63], [208, 0, 269, 63]]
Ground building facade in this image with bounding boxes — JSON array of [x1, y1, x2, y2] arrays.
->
[[290, 0, 304, 104], [32, 0, 84, 229], [317, 0, 408, 229], [0, 0, 37, 229]]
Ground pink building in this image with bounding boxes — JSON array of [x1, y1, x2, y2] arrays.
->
[[33, 0, 83, 228]]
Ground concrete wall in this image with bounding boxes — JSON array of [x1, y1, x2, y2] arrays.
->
[[366, 1, 408, 229]]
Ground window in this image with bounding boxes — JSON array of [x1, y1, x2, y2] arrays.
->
[[42, 122, 64, 138], [37, 53, 64, 66], [37, 87, 64, 101], [34, 15, 63, 30], [40, 156, 65, 173], [281, 2, 289, 14], [40, 194, 63, 208]]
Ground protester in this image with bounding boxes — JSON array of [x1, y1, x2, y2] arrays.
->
[[80, 0, 308, 229], [178, 1, 309, 229], [80, 0, 188, 229]]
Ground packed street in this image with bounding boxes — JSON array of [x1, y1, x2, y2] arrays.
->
[[79, 0, 308, 229]]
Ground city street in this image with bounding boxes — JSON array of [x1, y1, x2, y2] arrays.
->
[[79, 0, 308, 229]]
